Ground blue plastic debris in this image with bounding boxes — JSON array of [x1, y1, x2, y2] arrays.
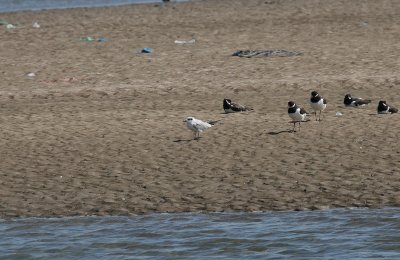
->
[[97, 37, 107, 42], [141, 47, 152, 53]]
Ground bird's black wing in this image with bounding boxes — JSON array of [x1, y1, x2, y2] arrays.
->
[[389, 106, 398, 113], [300, 107, 308, 115], [354, 98, 371, 106]]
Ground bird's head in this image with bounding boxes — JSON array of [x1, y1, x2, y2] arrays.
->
[[184, 117, 194, 122], [223, 98, 231, 104], [311, 91, 319, 97], [223, 98, 232, 110]]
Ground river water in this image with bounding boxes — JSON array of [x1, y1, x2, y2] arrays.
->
[[0, 0, 188, 13], [1, 208, 400, 259]]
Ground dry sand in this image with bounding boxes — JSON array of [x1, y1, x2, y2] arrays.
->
[[1, 0, 400, 218]]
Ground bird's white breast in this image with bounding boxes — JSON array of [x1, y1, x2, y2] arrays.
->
[[289, 109, 305, 122], [310, 99, 326, 111], [378, 107, 390, 114]]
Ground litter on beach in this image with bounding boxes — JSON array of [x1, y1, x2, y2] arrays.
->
[[141, 47, 153, 53], [1, 20, 19, 29], [97, 37, 107, 42], [79, 36, 107, 42], [80, 36, 95, 42], [6, 24, 17, 29], [232, 49, 303, 58], [174, 39, 196, 44]]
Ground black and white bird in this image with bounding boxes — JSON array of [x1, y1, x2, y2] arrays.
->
[[183, 117, 217, 139], [288, 101, 309, 132], [310, 91, 327, 121], [223, 98, 252, 113], [344, 94, 371, 107], [377, 100, 398, 114]]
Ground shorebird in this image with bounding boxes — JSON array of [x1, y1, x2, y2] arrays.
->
[[310, 91, 327, 121], [344, 94, 371, 107], [288, 101, 308, 132], [223, 98, 252, 113], [184, 117, 217, 139], [377, 100, 398, 114]]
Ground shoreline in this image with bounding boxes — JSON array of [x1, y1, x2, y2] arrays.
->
[[1, 0, 400, 218], [1, 206, 392, 220], [0, 0, 191, 14]]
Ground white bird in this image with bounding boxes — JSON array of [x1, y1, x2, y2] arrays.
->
[[183, 117, 217, 139]]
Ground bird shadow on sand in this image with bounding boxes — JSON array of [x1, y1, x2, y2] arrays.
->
[[173, 138, 201, 142], [369, 113, 396, 117], [267, 129, 294, 135], [268, 121, 311, 135], [220, 111, 254, 115]]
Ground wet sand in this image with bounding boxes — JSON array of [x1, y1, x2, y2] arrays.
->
[[1, 0, 400, 217]]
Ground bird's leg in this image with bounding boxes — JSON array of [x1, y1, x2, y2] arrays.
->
[[292, 122, 296, 132], [315, 111, 317, 121], [298, 121, 301, 132]]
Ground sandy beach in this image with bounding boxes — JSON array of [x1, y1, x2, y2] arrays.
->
[[0, 0, 400, 218]]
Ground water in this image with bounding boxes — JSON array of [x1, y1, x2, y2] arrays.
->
[[0, 0, 187, 13], [1, 208, 400, 259]]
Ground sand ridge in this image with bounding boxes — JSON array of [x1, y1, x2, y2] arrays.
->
[[0, 0, 400, 217]]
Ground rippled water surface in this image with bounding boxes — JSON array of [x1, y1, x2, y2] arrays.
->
[[1, 208, 400, 259], [0, 0, 188, 13]]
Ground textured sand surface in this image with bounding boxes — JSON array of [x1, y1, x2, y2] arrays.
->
[[1, 0, 400, 217]]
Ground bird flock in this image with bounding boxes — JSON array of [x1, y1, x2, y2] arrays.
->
[[184, 92, 397, 139]]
